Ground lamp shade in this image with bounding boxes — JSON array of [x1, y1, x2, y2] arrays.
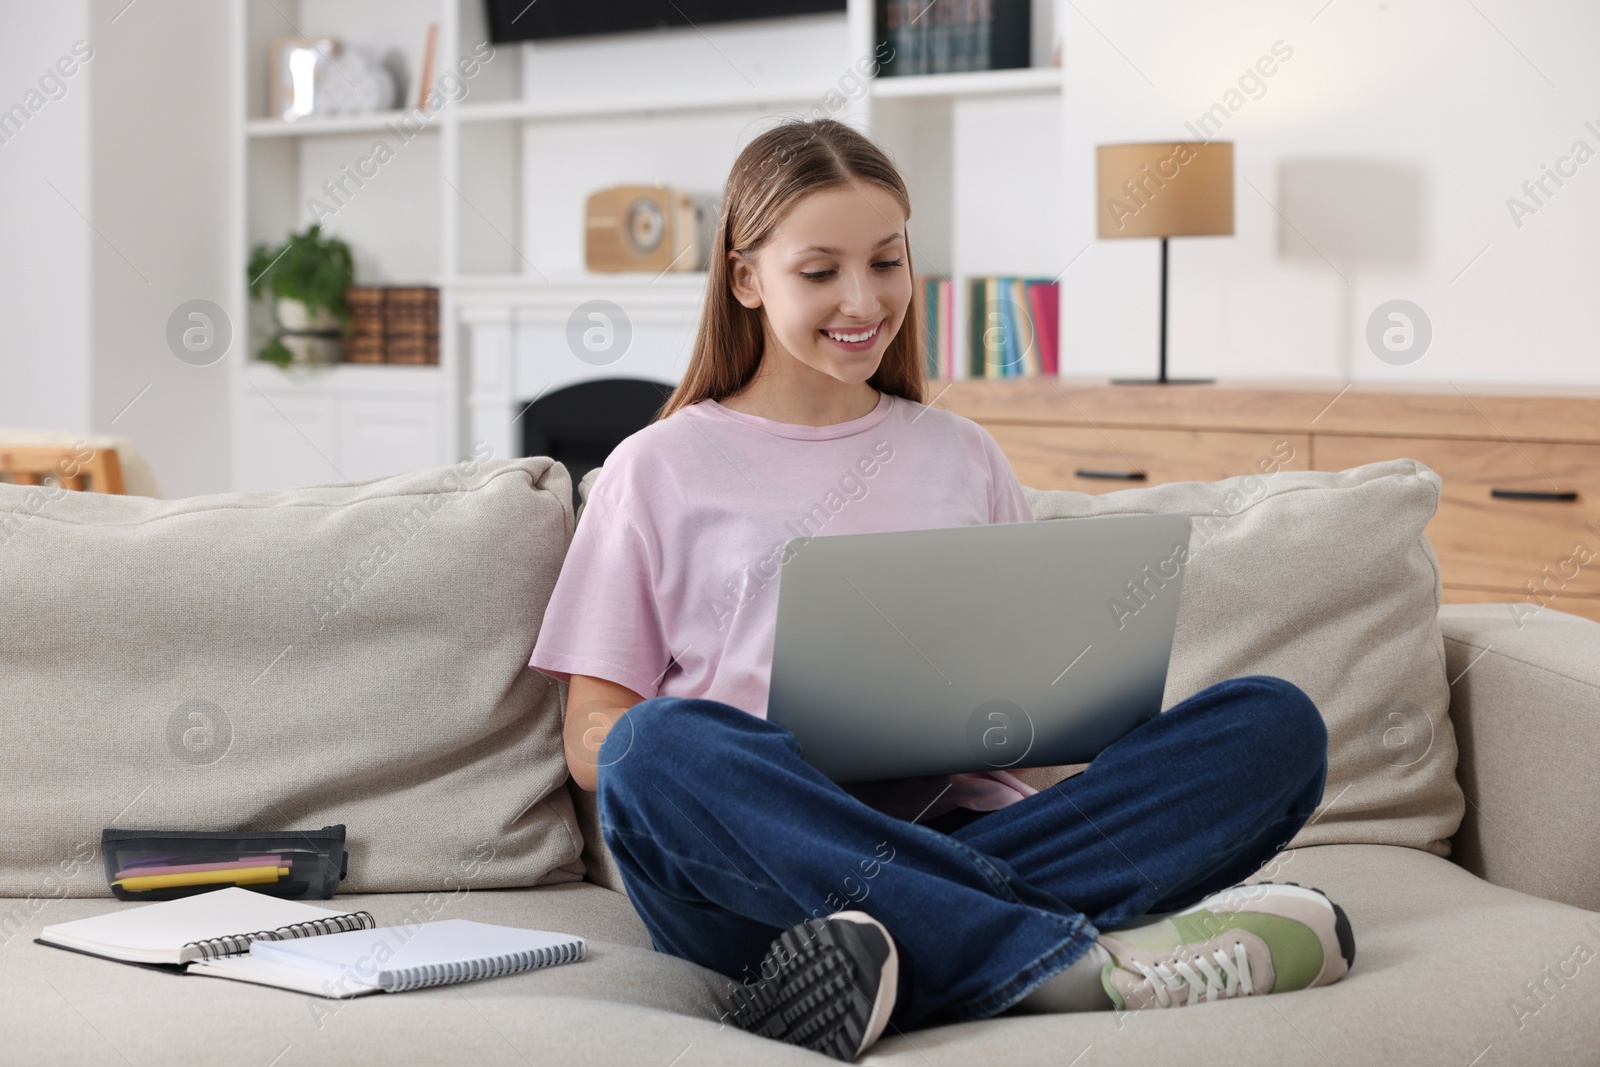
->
[[1097, 142, 1234, 239]]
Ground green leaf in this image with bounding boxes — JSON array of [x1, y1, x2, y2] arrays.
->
[[245, 222, 356, 324]]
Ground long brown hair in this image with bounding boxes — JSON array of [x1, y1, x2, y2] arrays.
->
[[653, 117, 927, 423]]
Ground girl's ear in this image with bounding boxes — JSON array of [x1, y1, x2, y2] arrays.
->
[[727, 250, 762, 310]]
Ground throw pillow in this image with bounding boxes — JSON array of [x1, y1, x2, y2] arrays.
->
[[0, 456, 583, 895], [1019, 458, 1463, 855]]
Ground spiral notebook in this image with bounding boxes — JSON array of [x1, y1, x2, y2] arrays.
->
[[191, 919, 588, 997], [35, 886, 375, 967], [36, 886, 586, 998]]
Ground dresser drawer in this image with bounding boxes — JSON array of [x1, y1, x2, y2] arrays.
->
[[987, 424, 1310, 494], [1314, 435, 1600, 598]]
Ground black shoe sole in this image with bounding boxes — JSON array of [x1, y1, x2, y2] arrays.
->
[[726, 915, 891, 1061], [1330, 901, 1356, 968]]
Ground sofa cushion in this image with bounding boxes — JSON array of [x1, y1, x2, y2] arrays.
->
[[1021, 459, 1463, 856], [3, 882, 827, 1065], [0, 457, 583, 894], [7, 847, 1595, 1064], [866, 844, 1600, 1064]]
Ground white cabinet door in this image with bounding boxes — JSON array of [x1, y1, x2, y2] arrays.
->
[[237, 394, 342, 491], [339, 399, 442, 482]]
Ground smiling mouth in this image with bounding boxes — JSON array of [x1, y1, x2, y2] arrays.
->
[[820, 320, 883, 344]]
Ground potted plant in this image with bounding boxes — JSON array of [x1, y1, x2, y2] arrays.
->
[[246, 224, 355, 368]]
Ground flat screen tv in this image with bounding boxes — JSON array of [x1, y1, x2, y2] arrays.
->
[[484, 0, 848, 44]]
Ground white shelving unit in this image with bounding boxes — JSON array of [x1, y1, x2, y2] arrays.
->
[[228, 0, 1064, 491]]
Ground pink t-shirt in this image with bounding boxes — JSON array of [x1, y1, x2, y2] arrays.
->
[[529, 388, 1040, 823]]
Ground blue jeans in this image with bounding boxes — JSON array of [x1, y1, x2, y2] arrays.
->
[[595, 675, 1328, 1032]]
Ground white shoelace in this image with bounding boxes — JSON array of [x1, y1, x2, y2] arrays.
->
[[1133, 940, 1256, 1007]]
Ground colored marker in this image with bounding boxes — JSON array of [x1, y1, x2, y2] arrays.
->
[[114, 866, 290, 892], [115, 855, 286, 879]]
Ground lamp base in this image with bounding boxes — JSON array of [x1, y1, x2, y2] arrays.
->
[[1110, 376, 1216, 385]]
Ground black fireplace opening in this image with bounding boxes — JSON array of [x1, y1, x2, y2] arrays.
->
[[520, 378, 676, 516]]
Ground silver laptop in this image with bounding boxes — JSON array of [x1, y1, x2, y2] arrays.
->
[[766, 513, 1192, 783]]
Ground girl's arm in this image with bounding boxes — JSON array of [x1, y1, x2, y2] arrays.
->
[[564, 674, 647, 793]]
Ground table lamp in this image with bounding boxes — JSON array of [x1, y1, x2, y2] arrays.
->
[[1096, 141, 1234, 384]]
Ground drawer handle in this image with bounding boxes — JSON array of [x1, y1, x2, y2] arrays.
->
[[1076, 469, 1147, 481], [1490, 488, 1577, 502]]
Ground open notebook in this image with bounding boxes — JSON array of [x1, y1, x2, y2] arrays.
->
[[36, 887, 587, 998], [36, 887, 375, 966], [194, 919, 587, 997]]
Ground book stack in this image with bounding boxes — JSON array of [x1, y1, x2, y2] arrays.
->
[[385, 286, 439, 364], [339, 286, 440, 364], [344, 287, 386, 362], [877, 0, 1030, 77]]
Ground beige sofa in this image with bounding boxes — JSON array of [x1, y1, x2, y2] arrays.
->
[[2, 454, 1597, 1066]]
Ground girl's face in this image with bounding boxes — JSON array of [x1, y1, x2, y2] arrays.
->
[[728, 182, 913, 386]]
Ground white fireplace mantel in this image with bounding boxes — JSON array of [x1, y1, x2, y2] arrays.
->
[[451, 273, 709, 460]]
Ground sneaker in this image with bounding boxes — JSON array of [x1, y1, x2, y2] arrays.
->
[[1096, 881, 1355, 1012], [725, 910, 899, 1062]]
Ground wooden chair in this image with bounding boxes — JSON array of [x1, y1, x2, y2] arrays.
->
[[0, 443, 126, 494]]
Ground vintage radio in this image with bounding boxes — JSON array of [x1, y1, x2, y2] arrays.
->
[[585, 184, 719, 272]]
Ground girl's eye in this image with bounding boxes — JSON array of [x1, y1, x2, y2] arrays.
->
[[801, 260, 905, 281]]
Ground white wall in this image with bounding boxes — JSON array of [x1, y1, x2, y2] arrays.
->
[[1061, 0, 1600, 384], [0, 1, 231, 499], [515, 15, 861, 278], [0, 4, 92, 432], [89, 0, 232, 498]]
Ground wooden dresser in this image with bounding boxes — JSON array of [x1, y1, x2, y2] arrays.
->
[[926, 378, 1600, 623]]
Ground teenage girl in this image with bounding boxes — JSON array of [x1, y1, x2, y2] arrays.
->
[[529, 117, 1354, 1063]]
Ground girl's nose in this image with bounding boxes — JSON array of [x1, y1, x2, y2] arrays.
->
[[838, 269, 878, 316]]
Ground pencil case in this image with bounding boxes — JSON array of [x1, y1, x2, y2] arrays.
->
[[102, 825, 349, 902]]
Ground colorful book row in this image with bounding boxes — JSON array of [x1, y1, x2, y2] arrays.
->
[[919, 274, 1060, 380]]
